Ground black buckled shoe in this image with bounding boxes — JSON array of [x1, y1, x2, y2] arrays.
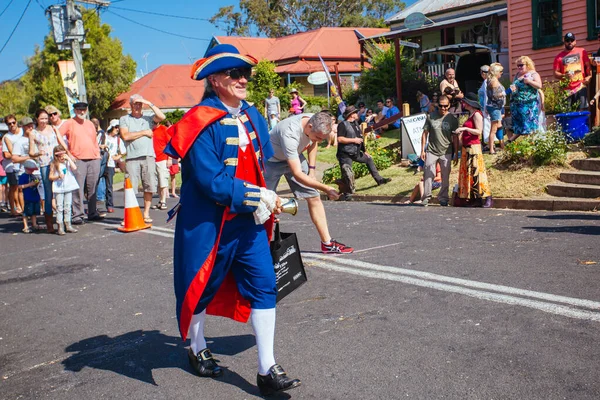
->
[[188, 348, 223, 378], [257, 364, 301, 396]]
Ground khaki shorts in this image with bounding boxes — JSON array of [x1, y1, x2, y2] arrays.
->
[[127, 156, 157, 194], [155, 160, 169, 188]]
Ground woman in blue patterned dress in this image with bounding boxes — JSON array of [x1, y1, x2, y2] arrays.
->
[[509, 56, 542, 140]]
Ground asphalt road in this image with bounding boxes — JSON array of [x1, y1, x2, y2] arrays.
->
[[1, 195, 600, 399]]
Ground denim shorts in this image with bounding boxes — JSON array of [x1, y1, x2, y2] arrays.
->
[[486, 106, 502, 122], [23, 201, 40, 217]]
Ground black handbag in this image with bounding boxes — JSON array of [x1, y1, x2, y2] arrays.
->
[[271, 222, 307, 302]]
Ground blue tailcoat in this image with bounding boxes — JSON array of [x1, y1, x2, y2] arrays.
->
[[164, 95, 274, 340]]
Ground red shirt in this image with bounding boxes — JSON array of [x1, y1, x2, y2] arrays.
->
[[152, 125, 170, 162], [553, 47, 591, 92], [462, 111, 482, 147]]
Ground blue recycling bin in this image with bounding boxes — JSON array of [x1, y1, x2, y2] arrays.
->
[[555, 111, 590, 142]]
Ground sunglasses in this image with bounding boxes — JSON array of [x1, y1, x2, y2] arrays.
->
[[439, 104, 450, 109], [517, 64, 525, 67], [224, 68, 252, 80], [50, 112, 59, 116], [7, 121, 17, 126], [565, 39, 574, 43], [386, 100, 392, 104]]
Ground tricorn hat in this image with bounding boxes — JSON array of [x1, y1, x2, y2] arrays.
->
[[191, 44, 257, 81]]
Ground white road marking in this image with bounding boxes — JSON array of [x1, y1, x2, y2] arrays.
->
[[353, 242, 403, 254], [303, 253, 600, 310], [92, 222, 175, 238], [303, 254, 600, 322]]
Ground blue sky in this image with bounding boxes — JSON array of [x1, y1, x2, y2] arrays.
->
[[0, 0, 410, 83]]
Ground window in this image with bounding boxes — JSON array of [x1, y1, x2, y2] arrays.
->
[[532, 0, 562, 49], [587, 0, 600, 40], [313, 83, 328, 97]]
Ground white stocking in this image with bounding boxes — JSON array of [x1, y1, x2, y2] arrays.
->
[[189, 310, 207, 354], [251, 308, 276, 375]]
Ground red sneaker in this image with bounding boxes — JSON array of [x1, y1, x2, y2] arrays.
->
[[321, 239, 354, 254]]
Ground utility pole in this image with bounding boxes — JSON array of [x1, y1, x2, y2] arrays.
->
[[65, 0, 110, 103]]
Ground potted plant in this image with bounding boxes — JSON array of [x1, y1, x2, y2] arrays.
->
[[542, 79, 590, 142]]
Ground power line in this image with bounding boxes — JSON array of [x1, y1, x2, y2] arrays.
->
[[7, 67, 28, 81], [0, 0, 33, 57], [110, 5, 220, 22], [105, 10, 210, 41], [0, 0, 16, 18]]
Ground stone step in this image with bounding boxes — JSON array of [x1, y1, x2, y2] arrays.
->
[[493, 197, 600, 212], [560, 171, 600, 186], [572, 158, 600, 171], [546, 182, 600, 198]]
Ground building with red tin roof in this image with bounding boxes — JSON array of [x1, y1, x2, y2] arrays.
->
[[109, 27, 389, 117], [108, 64, 204, 119], [209, 27, 389, 96]]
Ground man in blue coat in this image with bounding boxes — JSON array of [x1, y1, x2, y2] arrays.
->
[[164, 44, 300, 396]]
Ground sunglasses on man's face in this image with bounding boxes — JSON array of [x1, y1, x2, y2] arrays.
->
[[7, 121, 16, 126], [565, 39, 574, 43], [439, 104, 450, 109], [224, 68, 252, 80]]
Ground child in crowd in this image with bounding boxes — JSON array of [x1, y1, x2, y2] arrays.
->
[[169, 158, 180, 198], [18, 160, 41, 233], [49, 145, 79, 235], [269, 113, 280, 130], [403, 162, 442, 204]]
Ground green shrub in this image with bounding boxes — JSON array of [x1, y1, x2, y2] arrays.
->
[[322, 139, 395, 184], [498, 127, 568, 166], [542, 79, 579, 114], [583, 126, 600, 146]]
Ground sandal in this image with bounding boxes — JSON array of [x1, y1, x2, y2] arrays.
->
[[144, 217, 153, 223], [151, 203, 161, 209], [22, 227, 31, 233], [158, 202, 168, 210]]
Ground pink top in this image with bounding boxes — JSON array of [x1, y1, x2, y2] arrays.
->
[[0, 151, 5, 176], [291, 97, 302, 115], [61, 118, 100, 160]]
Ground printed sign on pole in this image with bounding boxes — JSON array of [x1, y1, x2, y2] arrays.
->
[[57, 60, 79, 118], [401, 113, 427, 158]]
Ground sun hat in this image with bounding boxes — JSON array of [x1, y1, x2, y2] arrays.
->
[[23, 159, 38, 171], [480, 65, 490, 73], [20, 117, 34, 126], [289, 88, 298, 94], [45, 105, 61, 116], [343, 105, 358, 120], [191, 44, 257, 81], [107, 119, 120, 132], [461, 93, 482, 110]]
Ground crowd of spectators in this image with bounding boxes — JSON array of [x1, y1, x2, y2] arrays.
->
[[0, 94, 181, 233]]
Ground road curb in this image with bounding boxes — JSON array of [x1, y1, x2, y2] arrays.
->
[[322, 194, 600, 212]]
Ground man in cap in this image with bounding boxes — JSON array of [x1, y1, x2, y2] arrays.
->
[[553, 32, 592, 110], [420, 95, 458, 207], [336, 105, 390, 199], [163, 44, 300, 396], [61, 102, 103, 223], [119, 94, 165, 223]]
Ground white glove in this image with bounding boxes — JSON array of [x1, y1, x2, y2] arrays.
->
[[260, 187, 277, 212], [253, 201, 271, 225]]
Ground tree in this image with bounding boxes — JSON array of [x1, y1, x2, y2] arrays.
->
[[14, 9, 136, 119], [211, 0, 405, 38], [356, 41, 428, 112], [246, 60, 286, 115]]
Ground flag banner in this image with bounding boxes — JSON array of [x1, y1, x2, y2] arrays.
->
[[318, 54, 342, 102], [57, 61, 79, 117]]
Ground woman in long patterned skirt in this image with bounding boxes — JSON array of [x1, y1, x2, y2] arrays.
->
[[454, 93, 493, 208]]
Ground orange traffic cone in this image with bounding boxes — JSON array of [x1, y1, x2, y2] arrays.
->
[[118, 177, 151, 232]]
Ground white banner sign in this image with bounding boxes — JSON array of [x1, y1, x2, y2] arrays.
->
[[401, 113, 427, 158]]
